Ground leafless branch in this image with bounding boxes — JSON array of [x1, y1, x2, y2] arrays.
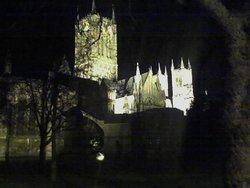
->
[[25, 80, 41, 127]]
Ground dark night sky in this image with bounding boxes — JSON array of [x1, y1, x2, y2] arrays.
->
[[0, 0, 249, 98]]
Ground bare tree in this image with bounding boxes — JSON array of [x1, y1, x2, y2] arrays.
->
[[7, 78, 77, 164]]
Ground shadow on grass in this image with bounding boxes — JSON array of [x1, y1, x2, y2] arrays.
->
[[0, 154, 225, 188]]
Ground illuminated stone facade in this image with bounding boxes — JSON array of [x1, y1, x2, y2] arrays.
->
[[171, 59, 193, 115], [74, 2, 117, 81], [107, 59, 193, 115], [75, 1, 193, 115]]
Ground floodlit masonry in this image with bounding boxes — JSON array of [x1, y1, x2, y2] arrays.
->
[[74, 0, 193, 115], [74, 0, 117, 81]]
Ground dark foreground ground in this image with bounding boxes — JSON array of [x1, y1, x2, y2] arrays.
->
[[0, 157, 225, 188]]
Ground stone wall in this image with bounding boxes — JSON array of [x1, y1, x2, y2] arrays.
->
[[98, 120, 131, 159], [128, 108, 186, 173], [98, 108, 186, 168]]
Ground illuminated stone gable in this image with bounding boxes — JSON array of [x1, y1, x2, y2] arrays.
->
[[140, 67, 166, 111], [110, 60, 193, 115]]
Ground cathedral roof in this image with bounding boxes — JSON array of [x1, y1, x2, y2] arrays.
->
[[115, 70, 162, 99], [116, 79, 126, 98], [141, 72, 149, 85], [116, 77, 134, 98]]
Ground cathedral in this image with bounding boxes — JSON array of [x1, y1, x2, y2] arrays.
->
[[74, 0, 194, 115]]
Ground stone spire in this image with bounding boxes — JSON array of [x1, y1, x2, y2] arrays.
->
[[75, 6, 80, 31], [4, 50, 12, 75], [92, 0, 97, 14], [171, 59, 175, 108], [76, 6, 80, 21], [188, 58, 191, 69], [76, 5, 79, 21], [112, 4, 116, 24], [164, 65, 167, 76], [163, 65, 169, 97], [148, 66, 153, 76], [171, 59, 174, 71], [136, 62, 140, 76], [180, 57, 184, 69], [135, 62, 141, 84], [157, 62, 162, 75]]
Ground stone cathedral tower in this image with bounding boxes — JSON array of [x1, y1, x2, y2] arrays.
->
[[74, 0, 118, 81], [74, 0, 194, 116], [171, 58, 193, 114]]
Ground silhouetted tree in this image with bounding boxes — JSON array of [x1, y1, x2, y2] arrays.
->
[[178, 1, 250, 187], [7, 78, 77, 165]]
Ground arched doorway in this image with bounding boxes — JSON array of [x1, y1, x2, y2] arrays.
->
[[60, 107, 104, 171]]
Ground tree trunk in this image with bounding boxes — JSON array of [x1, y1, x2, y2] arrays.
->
[[51, 81, 58, 182], [51, 132, 57, 182], [5, 104, 12, 163], [39, 134, 47, 165]]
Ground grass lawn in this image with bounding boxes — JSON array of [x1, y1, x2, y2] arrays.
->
[[0, 158, 225, 188]]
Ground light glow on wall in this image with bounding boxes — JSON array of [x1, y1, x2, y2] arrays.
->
[[96, 152, 105, 161], [114, 95, 134, 114]]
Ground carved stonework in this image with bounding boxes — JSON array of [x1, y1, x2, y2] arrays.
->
[[74, 9, 117, 81]]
